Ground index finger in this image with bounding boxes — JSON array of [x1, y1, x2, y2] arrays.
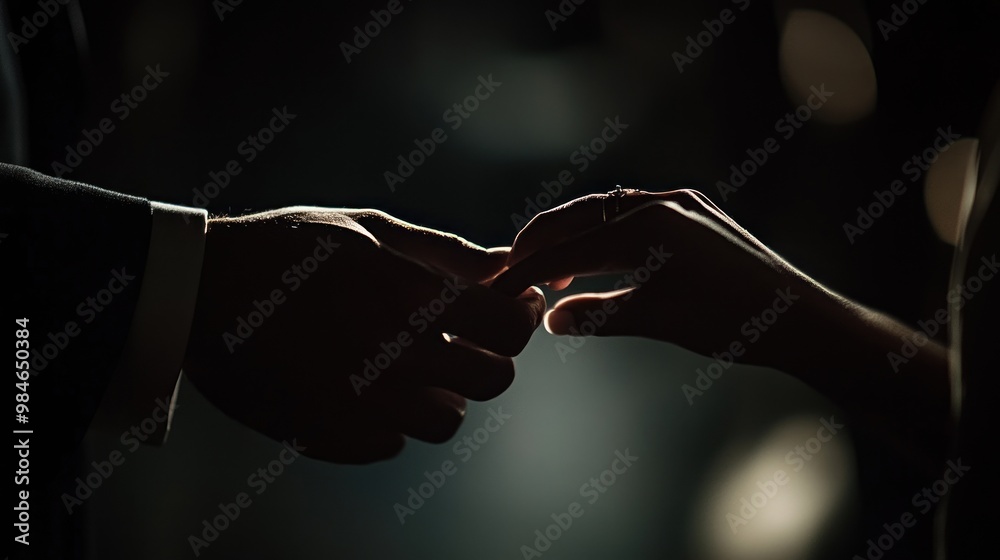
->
[[509, 190, 668, 266], [494, 200, 681, 297], [349, 209, 509, 282]]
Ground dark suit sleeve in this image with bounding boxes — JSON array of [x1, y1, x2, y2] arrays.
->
[[2, 162, 152, 482]]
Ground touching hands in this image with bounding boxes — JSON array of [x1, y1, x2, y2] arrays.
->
[[493, 189, 826, 368], [180, 190, 949, 471]]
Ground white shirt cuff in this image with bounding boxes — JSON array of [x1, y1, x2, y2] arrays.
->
[[92, 202, 208, 445]]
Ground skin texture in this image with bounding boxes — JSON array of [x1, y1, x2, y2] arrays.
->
[[183, 207, 545, 464], [493, 190, 951, 476]]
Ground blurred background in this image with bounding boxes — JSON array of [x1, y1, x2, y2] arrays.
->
[[5, 0, 999, 557]]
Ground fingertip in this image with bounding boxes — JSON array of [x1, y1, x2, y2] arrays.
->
[[432, 387, 469, 418], [544, 308, 576, 335], [414, 390, 468, 443], [547, 277, 574, 290], [432, 335, 516, 400]]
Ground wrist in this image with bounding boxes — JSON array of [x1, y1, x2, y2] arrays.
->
[[767, 277, 952, 472]]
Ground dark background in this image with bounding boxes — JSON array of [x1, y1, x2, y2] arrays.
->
[[6, 0, 999, 557]]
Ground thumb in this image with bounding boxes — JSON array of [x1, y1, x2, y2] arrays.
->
[[544, 288, 643, 337]]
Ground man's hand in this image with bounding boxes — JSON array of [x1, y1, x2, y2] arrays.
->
[[183, 207, 545, 464]]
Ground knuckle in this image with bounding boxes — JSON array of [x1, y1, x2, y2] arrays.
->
[[353, 208, 393, 222], [675, 187, 704, 198], [665, 189, 703, 209]]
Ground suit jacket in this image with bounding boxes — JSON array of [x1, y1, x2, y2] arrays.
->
[[4, 163, 152, 558]]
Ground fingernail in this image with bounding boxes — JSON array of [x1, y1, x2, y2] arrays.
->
[[544, 309, 575, 334]]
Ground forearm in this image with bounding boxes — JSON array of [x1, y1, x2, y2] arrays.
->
[[761, 277, 952, 475]]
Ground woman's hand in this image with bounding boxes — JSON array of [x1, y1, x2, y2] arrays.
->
[[494, 189, 950, 474]]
